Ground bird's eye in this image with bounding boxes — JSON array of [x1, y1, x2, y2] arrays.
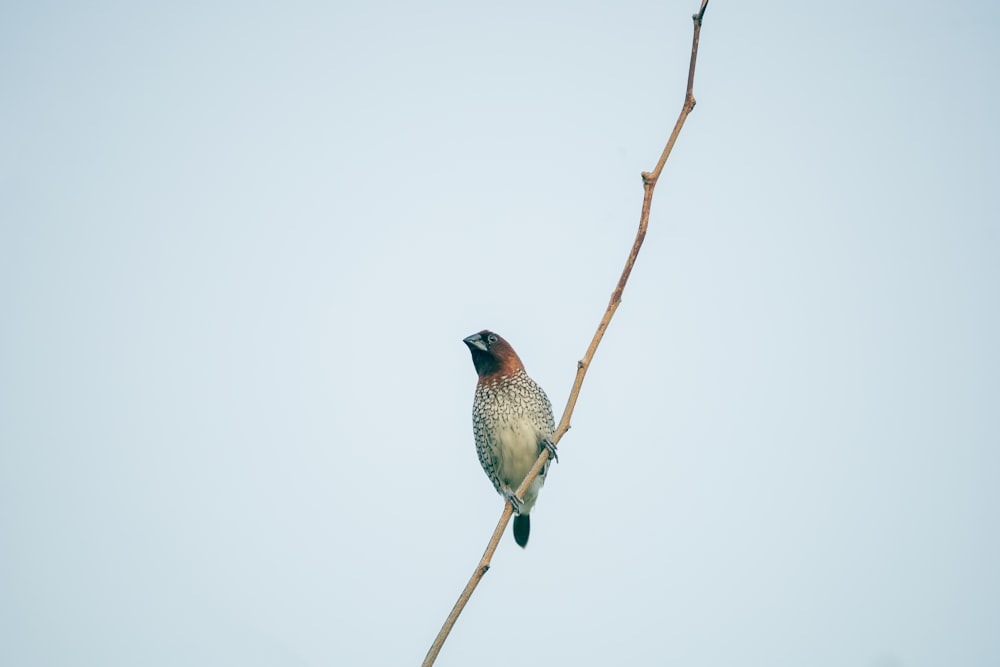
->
[[487, 334, 498, 344]]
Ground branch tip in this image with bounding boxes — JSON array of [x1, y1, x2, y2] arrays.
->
[[694, 0, 709, 23]]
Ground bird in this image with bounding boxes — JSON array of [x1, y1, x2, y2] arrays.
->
[[463, 330, 557, 547]]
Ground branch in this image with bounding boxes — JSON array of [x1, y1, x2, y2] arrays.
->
[[422, 3, 710, 664]]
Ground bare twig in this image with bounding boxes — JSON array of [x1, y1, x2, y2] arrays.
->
[[422, 3, 710, 664]]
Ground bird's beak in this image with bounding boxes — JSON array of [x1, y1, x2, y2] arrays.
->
[[463, 333, 488, 352]]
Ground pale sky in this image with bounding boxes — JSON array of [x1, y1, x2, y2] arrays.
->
[[2, 1, 999, 665]]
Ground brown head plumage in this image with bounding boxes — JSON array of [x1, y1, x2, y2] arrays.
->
[[462, 330, 525, 381]]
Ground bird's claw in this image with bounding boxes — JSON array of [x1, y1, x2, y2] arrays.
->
[[504, 489, 523, 513], [542, 437, 559, 463]]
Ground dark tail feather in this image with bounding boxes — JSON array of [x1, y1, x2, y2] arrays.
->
[[512, 514, 530, 548]]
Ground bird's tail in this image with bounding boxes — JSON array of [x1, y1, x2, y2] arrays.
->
[[512, 514, 530, 548]]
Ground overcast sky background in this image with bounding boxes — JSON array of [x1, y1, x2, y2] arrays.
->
[[2, 1, 999, 665]]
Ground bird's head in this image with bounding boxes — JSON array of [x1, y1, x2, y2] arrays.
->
[[463, 330, 525, 379]]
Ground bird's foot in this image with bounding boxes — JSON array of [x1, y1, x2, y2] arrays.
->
[[542, 437, 559, 463], [504, 489, 523, 514]]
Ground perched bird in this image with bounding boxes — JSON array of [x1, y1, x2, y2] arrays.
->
[[463, 330, 557, 547]]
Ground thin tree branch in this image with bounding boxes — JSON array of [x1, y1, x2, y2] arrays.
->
[[422, 3, 710, 664]]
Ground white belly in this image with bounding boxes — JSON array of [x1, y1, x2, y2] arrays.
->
[[495, 419, 545, 512]]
